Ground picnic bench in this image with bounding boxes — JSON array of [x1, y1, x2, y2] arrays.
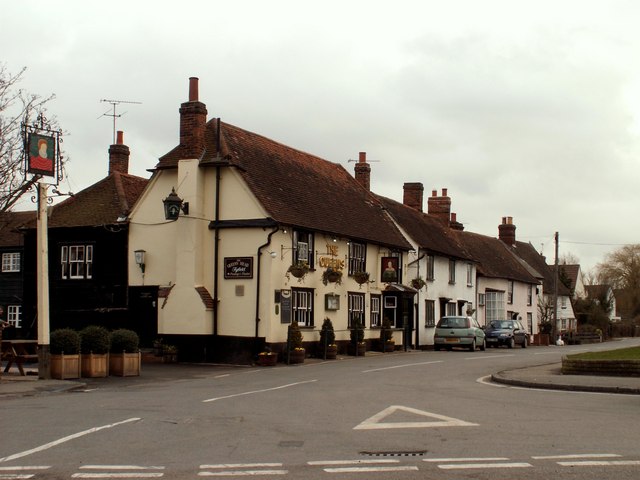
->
[[1, 340, 39, 376]]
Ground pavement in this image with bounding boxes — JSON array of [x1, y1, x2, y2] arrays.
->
[[2, 353, 640, 398]]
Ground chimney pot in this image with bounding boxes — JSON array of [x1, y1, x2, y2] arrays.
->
[[432, 190, 437, 197], [188, 77, 199, 102], [499, 216, 517, 246], [108, 131, 130, 175], [116, 130, 124, 145], [442, 188, 448, 196], [359, 151, 366, 163], [354, 151, 371, 191]]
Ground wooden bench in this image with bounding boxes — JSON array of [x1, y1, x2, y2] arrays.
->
[[2, 340, 38, 376]]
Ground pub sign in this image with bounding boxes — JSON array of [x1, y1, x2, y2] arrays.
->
[[224, 257, 253, 279]]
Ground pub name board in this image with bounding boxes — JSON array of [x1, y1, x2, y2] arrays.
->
[[224, 257, 254, 279]]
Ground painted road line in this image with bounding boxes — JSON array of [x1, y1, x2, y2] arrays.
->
[[0, 468, 50, 471], [532, 454, 621, 459], [558, 460, 640, 467], [354, 405, 478, 430], [198, 464, 287, 476], [214, 374, 230, 378], [0, 475, 35, 479], [72, 474, 163, 478], [323, 466, 419, 473], [424, 457, 509, 462], [203, 380, 317, 403], [362, 360, 442, 373], [308, 460, 399, 465], [0, 466, 49, 479], [464, 355, 514, 360], [0, 418, 141, 464], [79, 467, 164, 471], [438, 462, 532, 470]]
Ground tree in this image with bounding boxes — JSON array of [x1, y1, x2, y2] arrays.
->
[[0, 64, 62, 212], [596, 244, 640, 319]]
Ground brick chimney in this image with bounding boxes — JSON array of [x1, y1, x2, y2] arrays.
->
[[427, 188, 451, 224], [179, 77, 208, 160], [449, 212, 464, 231], [499, 216, 516, 246], [403, 182, 424, 212], [108, 130, 129, 175], [354, 151, 371, 191]]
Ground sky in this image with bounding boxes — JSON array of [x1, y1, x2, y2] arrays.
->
[[3, 0, 640, 274]]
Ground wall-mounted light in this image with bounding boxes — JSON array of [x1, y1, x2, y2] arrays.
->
[[268, 251, 277, 259], [134, 249, 146, 274], [163, 188, 189, 221]]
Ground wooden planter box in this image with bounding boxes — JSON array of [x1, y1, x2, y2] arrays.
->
[[81, 353, 109, 378], [50, 354, 81, 379], [348, 343, 366, 356], [257, 353, 278, 366], [384, 341, 396, 352], [288, 348, 305, 364], [318, 344, 338, 360], [109, 352, 141, 377]]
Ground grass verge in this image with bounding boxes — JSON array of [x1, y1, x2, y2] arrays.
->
[[567, 346, 640, 361]]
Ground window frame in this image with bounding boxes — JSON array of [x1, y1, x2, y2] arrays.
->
[[292, 287, 314, 327], [425, 299, 436, 327], [507, 280, 514, 304], [527, 284, 532, 306], [348, 292, 366, 329], [348, 241, 366, 275], [61, 244, 94, 280], [370, 294, 381, 327], [293, 230, 314, 268], [426, 254, 435, 281], [466, 263, 473, 286], [448, 259, 456, 284], [7, 305, 22, 328], [1, 252, 21, 272]]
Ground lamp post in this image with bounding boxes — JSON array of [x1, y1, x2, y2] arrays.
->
[[163, 188, 188, 221]]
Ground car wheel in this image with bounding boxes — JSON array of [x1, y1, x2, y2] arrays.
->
[[469, 339, 476, 352], [508, 338, 515, 349], [480, 338, 486, 351], [521, 337, 528, 348]]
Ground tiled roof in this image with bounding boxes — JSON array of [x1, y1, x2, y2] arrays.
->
[[585, 284, 611, 299], [375, 195, 474, 260], [455, 231, 540, 284], [512, 241, 571, 296], [157, 120, 412, 250], [0, 211, 36, 247], [556, 264, 581, 295], [44, 172, 148, 228]]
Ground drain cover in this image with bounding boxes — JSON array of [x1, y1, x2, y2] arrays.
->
[[360, 451, 427, 457]]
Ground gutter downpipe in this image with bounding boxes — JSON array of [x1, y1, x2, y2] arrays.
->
[[255, 226, 279, 355], [213, 164, 221, 337], [408, 249, 426, 349]]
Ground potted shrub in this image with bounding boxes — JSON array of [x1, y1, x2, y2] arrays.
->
[[50, 328, 81, 379], [79, 325, 110, 377], [162, 344, 178, 363], [322, 267, 343, 285], [286, 261, 310, 281], [287, 321, 305, 364], [349, 319, 366, 356], [380, 317, 395, 352], [109, 329, 141, 376], [318, 318, 337, 360]]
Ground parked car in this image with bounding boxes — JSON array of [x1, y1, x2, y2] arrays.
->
[[434, 316, 486, 352], [484, 320, 529, 348]]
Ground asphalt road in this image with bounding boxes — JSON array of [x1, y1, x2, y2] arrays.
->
[[2, 340, 640, 479]]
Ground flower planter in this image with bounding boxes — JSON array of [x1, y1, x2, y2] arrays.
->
[[353, 272, 370, 285], [289, 266, 307, 278], [109, 352, 141, 377], [288, 348, 305, 364], [81, 353, 109, 378], [257, 353, 278, 366], [384, 341, 396, 353], [348, 343, 366, 356], [50, 353, 81, 379], [318, 344, 338, 360]]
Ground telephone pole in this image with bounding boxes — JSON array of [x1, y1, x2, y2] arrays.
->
[[553, 231, 559, 342]]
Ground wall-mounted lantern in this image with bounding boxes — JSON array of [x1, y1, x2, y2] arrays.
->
[[163, 188, 189, 221], [134, 249, 146, 274]]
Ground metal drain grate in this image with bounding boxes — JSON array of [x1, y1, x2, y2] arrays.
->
[[360, 451, 427, 457]]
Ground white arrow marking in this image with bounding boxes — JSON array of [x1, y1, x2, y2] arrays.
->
[[354, 405, 478, 430]]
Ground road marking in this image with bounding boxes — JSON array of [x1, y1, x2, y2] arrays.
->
[[79, 467, 165, 470], [438, 462, 532, 469], [214, 374, 230, 378], [0, 475, 36, 479], [200, 464, 283, 469], [72, 474, 163, 478], [354, 405, 478, 430], [308, 460, 399, 465], [362, 360, 442, 373], [424, 457, 509, 462], [464, 355, 514, 360], [558, 460, 640, 467], [198, 470, 287, 477], [323, 466, 419, 473], [203, 380, 317, 403], [0, 418, 141, 463], [532, 454, 621, 459], [0, 468, 50, 471]]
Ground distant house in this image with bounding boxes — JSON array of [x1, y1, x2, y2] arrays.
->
[[23, 132, 148, 336], [374, 184, 477, 347], [498, 217, 575, 334], [0, 211, 35, 336], [558, 263, 586, 300], [128, 78, 413, 363], [585, 284, 619, 322]]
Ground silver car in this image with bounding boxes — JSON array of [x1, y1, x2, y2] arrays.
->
[[434, 316, 486, 351]]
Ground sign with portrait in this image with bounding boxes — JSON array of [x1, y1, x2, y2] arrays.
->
[[381, 256, 399, 283], [224, 257, 253, 279], [27, 133, 56, 177]]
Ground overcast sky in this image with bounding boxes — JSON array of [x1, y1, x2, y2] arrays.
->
[[4, 0, 640, 273]]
